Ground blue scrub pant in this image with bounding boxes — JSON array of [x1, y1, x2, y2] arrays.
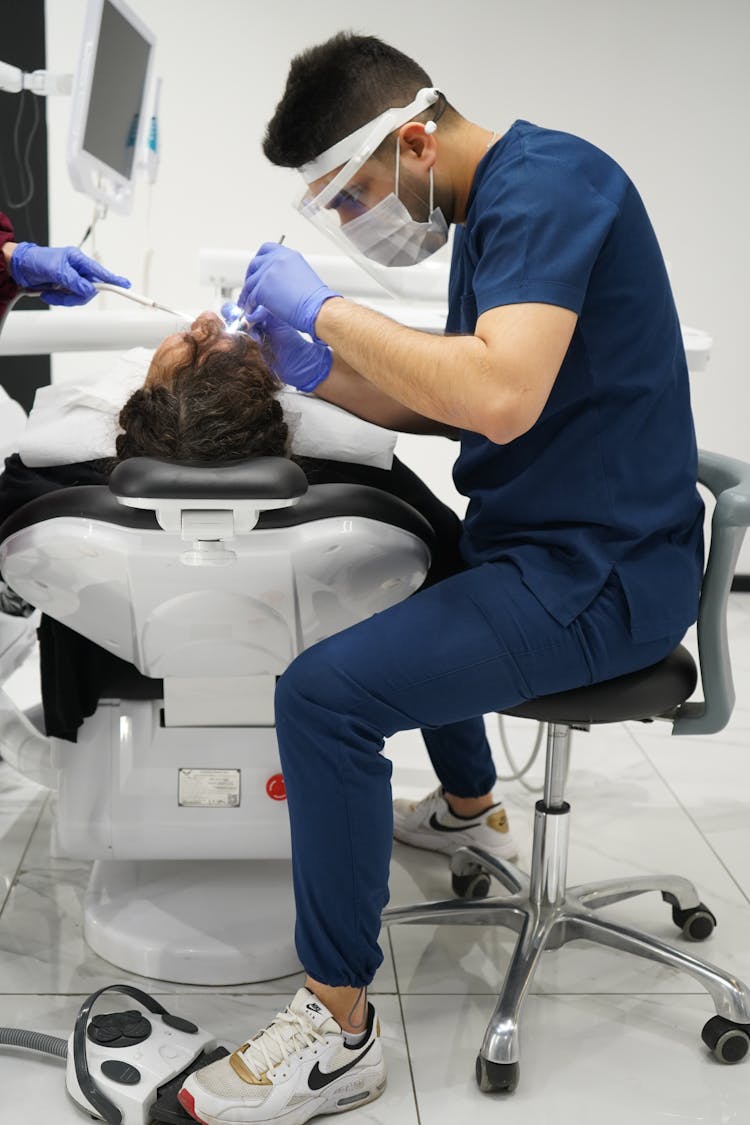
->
[[274, 563, 685, 988]]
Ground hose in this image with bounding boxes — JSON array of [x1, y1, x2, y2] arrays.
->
[[0, 1027, 67, 1058], [495, 715, 547, 792], [495, 716, 572, 793]]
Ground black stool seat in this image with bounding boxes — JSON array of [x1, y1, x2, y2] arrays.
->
[[504, 644, 697, 725]]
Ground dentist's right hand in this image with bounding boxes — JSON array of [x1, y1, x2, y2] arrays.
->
[[239, 243, 340, 341], [247, 305, 332, 393]]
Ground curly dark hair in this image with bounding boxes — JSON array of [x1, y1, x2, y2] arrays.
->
[[115, 331, 289, 464], [263, 32, 453, 170]]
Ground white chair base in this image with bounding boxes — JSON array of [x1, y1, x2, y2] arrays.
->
[[84, 858, 300, 986]]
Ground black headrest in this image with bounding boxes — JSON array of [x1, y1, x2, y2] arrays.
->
[[0, 479, 435, 552], [109, 456, 309, 501]]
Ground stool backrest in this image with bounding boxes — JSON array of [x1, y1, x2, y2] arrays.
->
[[673, 450, 750, 735]]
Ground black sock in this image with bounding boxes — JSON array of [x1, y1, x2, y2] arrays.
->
[[445, 796, 500, 820]]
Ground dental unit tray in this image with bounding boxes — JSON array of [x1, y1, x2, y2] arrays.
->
[[93, 282, 192, 321], [1, 983, 228, 1125]]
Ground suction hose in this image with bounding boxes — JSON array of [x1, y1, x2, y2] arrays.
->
[[0, 1027, 67, 1057]]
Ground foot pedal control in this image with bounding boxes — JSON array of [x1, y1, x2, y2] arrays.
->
[[151, 1047, 230, 1124]]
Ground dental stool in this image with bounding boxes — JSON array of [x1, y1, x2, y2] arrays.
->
[[384, 449, 750, 1091], [0, 456, 433, 985]]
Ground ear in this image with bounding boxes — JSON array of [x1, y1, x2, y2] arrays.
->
[[398, 122, 438, 168]]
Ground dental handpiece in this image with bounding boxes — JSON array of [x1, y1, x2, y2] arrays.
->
[[220, 301, 245, 334], [93, 282, 193, 322]]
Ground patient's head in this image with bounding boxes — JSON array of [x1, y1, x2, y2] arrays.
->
[[116, 312, 289, 463]]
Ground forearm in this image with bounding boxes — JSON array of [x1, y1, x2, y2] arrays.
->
[[316, 352, 460, 437], [315, 297, 510, 441], [241, 244, 575, 442]]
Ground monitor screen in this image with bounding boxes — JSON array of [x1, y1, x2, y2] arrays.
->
[[82, 2, 151, 179], [68, 0, 156, 214]]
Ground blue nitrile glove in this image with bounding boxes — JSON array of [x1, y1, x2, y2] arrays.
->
[[246, 305, 332, 393], [8, 242, 131, 307], [239, 243, 340, 340]]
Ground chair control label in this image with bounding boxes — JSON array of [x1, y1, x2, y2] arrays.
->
[[178, 769, 241, 807]]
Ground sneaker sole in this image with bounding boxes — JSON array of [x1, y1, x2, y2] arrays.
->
[[178, 1059, 387, 1125], [393, 824, 519, 862]]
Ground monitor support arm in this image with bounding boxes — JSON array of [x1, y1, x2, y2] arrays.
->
[[0, 60, 72, 96]]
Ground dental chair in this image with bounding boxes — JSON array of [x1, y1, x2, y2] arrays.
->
[[0, 454, 434, 985], [384, 449, 750, 1090]]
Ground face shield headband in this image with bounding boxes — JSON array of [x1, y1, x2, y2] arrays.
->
[[296, 87, 440, 216]]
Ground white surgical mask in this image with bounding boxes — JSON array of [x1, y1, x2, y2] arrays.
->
[[341, 138, 448, 267]]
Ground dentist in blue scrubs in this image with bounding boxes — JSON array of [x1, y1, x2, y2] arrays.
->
[[177, 33, 704, 1125]]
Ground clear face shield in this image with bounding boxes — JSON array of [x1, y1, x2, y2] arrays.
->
[[296, 88, 451, 293]]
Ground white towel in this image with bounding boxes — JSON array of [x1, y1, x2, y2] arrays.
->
[[0, 386, 30, 467], [18, 348, 397, 471]]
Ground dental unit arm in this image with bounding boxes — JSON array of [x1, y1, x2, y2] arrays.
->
[[0, 59, 73, 97]]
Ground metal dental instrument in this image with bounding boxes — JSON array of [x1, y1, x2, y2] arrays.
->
[[93, 282, 193, 321], [222, 235, 286, 335]]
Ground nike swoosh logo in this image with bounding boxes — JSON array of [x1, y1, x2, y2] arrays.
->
[[428, 812, 481, 832], [307, 1040, 374, 1091]]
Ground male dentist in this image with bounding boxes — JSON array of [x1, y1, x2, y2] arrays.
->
[[179, 32, 703, 1125]]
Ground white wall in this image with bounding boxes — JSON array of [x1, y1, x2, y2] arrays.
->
[[44, 0, 750, 558]]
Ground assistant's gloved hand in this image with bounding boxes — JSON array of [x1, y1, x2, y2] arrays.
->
[[8, 242, 131, 307], [239, 243, 340, 340], [246, 305, 332, 393]]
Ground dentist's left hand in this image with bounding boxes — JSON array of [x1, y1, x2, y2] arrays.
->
[[247, 306, 332, 393], [8, 242, 131, 306], [239, 243, 340, 340]]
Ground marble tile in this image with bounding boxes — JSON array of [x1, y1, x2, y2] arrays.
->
[[0, 992, 417, 1124], [0, 759, 48, 806], [0, 788, 45, 915], [402, 992, 749, 1125]]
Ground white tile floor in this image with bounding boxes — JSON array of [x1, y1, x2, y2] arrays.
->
[[0, 597, 748, 1124]]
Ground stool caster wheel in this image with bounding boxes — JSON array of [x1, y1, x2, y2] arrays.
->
[[475, 1055, 519, 1093], [451, 868, 491, 900], [702, 1016, 750, 1064], [662, 893, 716, 940], [450, 852, 491, 900], [673, 902, 717, 941]]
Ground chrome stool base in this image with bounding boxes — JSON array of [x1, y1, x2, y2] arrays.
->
[[383, 723, 750, 1090]]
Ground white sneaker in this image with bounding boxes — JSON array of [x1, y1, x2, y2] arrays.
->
[[393, 785, 518, 861], [178, 988, 386, 1125]]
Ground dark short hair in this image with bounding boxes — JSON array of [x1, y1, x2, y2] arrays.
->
[[263, 32, 437, 169], [115, 334, 289, 464]]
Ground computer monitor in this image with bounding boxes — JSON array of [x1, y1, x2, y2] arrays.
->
[[67, 0, 156, 215]]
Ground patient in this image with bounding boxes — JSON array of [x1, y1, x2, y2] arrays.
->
[[0, 311, 464, 740], [116, 311, 291, 463]]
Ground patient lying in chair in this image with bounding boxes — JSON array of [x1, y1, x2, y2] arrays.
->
[[0, 311, 463, 740]]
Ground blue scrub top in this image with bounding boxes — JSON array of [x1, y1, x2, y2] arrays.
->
[[447, 120, 704, 642]]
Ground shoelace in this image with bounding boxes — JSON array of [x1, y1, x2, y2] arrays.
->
[[415, 785, 447, 815], [240, 1008, 327, 1079]]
